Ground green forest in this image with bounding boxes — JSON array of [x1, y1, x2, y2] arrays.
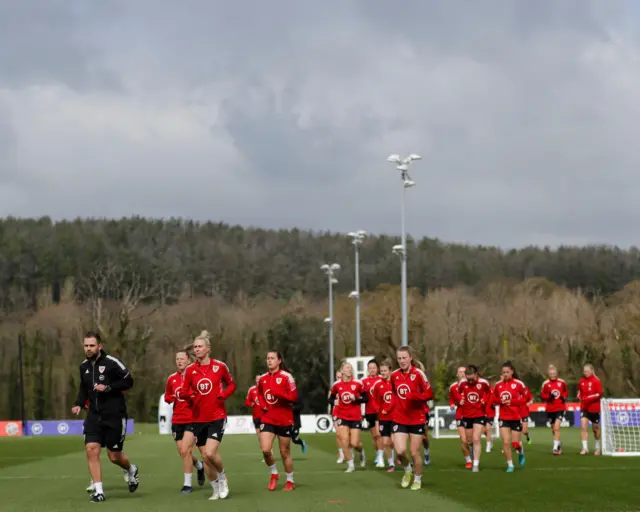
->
[[2, 216, 640, 422]]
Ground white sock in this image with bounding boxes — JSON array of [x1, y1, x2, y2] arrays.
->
[[414, 474, 421, 483], [94, 482, 104, 495], [424, 448, 430, 456], [128, 464, 137, 475], [464, 456, 471, 463], [211, 479, 219, 492], [347, 459, 355, 469], [377, 449, 383, 458], [269, 464, 278, 475], [218, 471, 226, 482], [388, 457, 394, 466], [507, 460, 514, 468], [286, 472, 294, 483], [473, 459, 479, 467], [195, 460, 203, 470], [582, 440, 588, 451], [595, 440, 601, 451], [553, 440, 560, 450], [184, 473, 192, 486], [338, 448, 344, 455]]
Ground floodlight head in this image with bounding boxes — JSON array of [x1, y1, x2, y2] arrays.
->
[[324, 317, 331, 323], [320, 264, 329, 271], [347, 231, 358, 238], [330, 263, 340, 271], [331, 278, 338, 284], [387, 154, 401, 163], [392, 244, 405, 253], [348, 291, 359, 299], [357, 230, 368, 237], [408, 154, 422, 161], [404, 180, 416, 188], [396, 164, 409, 172]]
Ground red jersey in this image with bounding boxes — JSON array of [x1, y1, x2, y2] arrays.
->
[[493, 378, 527, 421], [519, 386, 533, 418], [372, 379, 394, 422], [449, 381, 463, 420], [578, 375, 603, 414], [331, 379, 365, 422], [540, 378, 568, 413], [390, 367, 434, 426], [164, 371, 194, 424], [257, 369, 298, 427], [485, 388, 496, 419], [244, 385, 262, 420], [458, 378, 491, 418], [181, 359, 236, 423], [362, 376, 383, 415]]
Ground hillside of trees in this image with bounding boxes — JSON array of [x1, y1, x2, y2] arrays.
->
[[2, 216, 640, 422]]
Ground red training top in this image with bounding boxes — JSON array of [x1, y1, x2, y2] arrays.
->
[[390, 366, 434, 426], [485, 388, 496, 419], [181, 359, 236, 423], [458, 378, 492, 419], [578, 375, 603, 414], [519, 386, 533, 419], [331, 379, 365, 422], [449, 381, 463, 420], [362, 376, 382, 415], [165, 371, 194, 424], [540, 378, 568, 413], [493, 378, 527, 421], [257, 369, 298, 427], [244, 385, 262, 420], [372, 379, 394, 422]]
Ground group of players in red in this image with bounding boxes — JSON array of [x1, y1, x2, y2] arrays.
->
[[163, 330, 605, 496]]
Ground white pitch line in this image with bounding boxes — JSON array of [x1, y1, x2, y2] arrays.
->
[[0, 466, 635, 480]]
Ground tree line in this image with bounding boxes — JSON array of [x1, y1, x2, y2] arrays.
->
[[2, 216, 640, 422]]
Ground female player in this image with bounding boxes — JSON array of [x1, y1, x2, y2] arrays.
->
[[372, 359, 395, 471], [256, 351, 299, 491], [390, 347, 433, 490], [578, 363, 603, 455], [245, 375, 262, 438], [329, 362, 367, 472], [291, 392, 307, 453], [519, 381, 534, 445], [457, 365, 491, 472], [484, 379, 496, 453], [415, 361, 431, 467], [362, 360, 383, 467], [540, 364, 568, 455], [331, 369, 345, 463], [181, 330, 236, 500], [449, 366, 471, 467], [164, 349, 206, 492], [494, 361, 527, 472]]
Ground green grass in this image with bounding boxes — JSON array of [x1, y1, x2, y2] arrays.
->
[[1, 425, 638, 511]]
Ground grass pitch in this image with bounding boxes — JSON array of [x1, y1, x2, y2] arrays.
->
[[0, 425, 638, 512]]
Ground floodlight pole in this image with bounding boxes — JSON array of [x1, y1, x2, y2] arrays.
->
[[354, 242, 361, 357], [321, 263, 340, 387]]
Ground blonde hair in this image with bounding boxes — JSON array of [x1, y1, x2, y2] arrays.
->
[[548, 364, 557, 372], [340, 362, 354, 379], [379, 358, 393, 370], [194, 330, 211, 347], [584, 363, 596, 376], [415, 360, 426, 372]]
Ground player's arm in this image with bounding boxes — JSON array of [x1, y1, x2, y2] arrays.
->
[[407, 372, 433, 401], [540, 382, 551, 402], [561, 381, 569, 401], [164, 377, 175, 404], [105, 357, 134, 391], [218, 365, 236, 400], [180, 366, 193, 397], [354, 384, 369, 404], [328, 383, 338, 405], [582, 379, 603, 405], [273, 375, 298, 403], [74, 366, 89, 408], [509, 386, 526, 406]]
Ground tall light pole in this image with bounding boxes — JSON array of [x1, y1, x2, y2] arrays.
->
[[321, 263, 340, 386], [348, 231, 367, 357], [387, 153, 421, 347]]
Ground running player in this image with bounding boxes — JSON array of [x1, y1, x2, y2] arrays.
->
[[331, 370, 345, 463], [519, 382, 534, 444], [245, 375, 263, 438], [372, 359, 396, 471], [540, 364, 568, 455], [578, 363, 603, 455], [181, 330, 236, 500], [291, 392, 307, 453], [415, 361, 431, 467], [449, 366, 471, 467], [257, 351, 298, 491], [484, 379, 496, 453], [164, 349, 206, 492], [457, 365, 491, 472], [494, 361, 527, 472], [390, 347, 434, 490], [362, 360, 383, 467], [330, 362, 367, 472]]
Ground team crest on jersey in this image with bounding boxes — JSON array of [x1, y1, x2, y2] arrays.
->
[[276, 378, 282, 384], [351, 385, 356, 390], [410, 374, 416, 381], [511, 384, 515, 389], [476, 384, 481, 390], [98, 366, 105, 374], [212, 365, 219, 373]]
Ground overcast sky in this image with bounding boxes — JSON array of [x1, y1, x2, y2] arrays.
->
[[1, 0, 639, 248]]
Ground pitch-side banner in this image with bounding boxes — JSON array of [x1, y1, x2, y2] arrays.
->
[[24, 420, 135, 436], [0, 421, 23, 437]]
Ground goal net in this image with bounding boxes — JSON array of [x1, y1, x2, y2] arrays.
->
[[600, 398, 640, 456], [432, 405, 500, 439]]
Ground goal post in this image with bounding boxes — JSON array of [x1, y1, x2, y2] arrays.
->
[[600, 398, 640, 456], [432, 405, 500, 439]]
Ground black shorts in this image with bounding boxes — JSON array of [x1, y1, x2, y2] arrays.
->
[[498, 419, 522, 432], [547, 411, 566, 424], [260, 422, 292, 437], [188, 419, 226, 447], [581, 411, 600, 425], [363, 413, 378, 430], [392, 423, 425, 436], [334, 418, 361, 430], [379, 420, 393, 437], [521, 416, 530, 423], [84, 415, 127, 452], [253, 418, 261, 430], [172, 423, 189, 442], [459, 417, 487, 429]]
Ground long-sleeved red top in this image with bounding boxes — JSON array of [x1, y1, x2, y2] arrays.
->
[[181, 359, 236, 423], [372, 378, 394, 422], [244, 385, 262, 420], [449, 381, 463, 420], [540, 378, 568, 413], [164, 371, 194, 424], [494, 378, 527, 421], [578, 375, 603, 414], [257, 369, 298, 427], [390, 366, 434, 426]]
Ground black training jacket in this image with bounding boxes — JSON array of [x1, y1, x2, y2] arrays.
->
[[75, 350, 134, 419]]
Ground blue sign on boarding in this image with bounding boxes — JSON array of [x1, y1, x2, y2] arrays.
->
[[24, 420, 134, 436]]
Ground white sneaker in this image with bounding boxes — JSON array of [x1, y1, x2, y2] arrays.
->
[[337, 454, 345, 464], [86, 481, 96, 493], [345, 465, 355, 473], [208, 481, 220, 500], [375, 459, 385, 468], [218, 478, 229, 499], [486, 443, 492, 453], [123, 469, 130, 483], [359, 450, 366, 468]]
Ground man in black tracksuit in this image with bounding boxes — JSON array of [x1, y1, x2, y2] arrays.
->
[[72, 331, 139, 503], [291, 393, 307, 453]]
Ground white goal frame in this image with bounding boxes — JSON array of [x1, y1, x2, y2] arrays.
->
[[432, 405, 499, 439], [600, 398, 640, 456]]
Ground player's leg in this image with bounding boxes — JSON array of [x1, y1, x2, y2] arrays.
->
[[85, 441, 104, 500], [349, 426, 365, 468], [471, 422, 483, 471], [392, 430, 413, 488], [522, 417, 531, 444], [580, 415, 590, 454], [485, 420, 493, 452], [408, 433, 423, 489], [259, 429, 280, 490], [336, 425, 353, 472], [464, 425, 473, 469], [370, 418, 381, 465], [551, 414, 562, 455], [203, 437, 228, 499], [104, 419, 139, 493], [422, 429, 430, 466], [457, 424, 471, 466], [334, 421, 344, 463], [278, 433, 295, 490], [511, 425, 525, 467], [499, 426, 514, 472], [592, 415, 601, 455]]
